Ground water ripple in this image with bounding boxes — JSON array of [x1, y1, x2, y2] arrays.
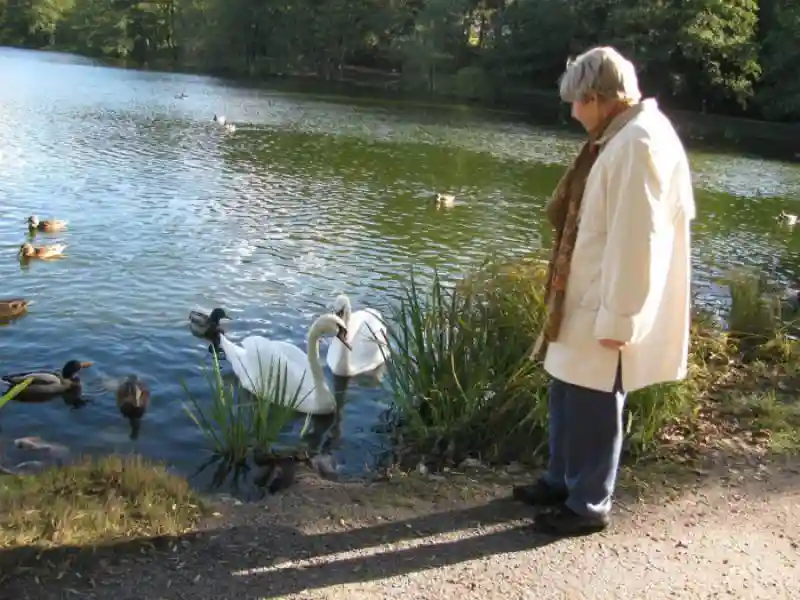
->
[[0, 48, 798, 482]]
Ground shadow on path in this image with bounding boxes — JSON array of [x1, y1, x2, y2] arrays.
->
[[0, 497, 553, 599]]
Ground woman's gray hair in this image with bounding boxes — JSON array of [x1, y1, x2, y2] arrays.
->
[[559, 46, 642, 104]]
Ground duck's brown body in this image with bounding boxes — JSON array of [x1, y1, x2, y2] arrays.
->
[[27, 216, 68, 233], [189, 308, 229, 339], [19, 243, 66, 260], [117, 375, 150, 420], [0, 299, 31, 320]]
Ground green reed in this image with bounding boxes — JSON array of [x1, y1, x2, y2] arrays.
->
[[385, 257, 696, 465], [384, 259, 552, 464], [0, 378, 33, 412], [183, 348, 304, 468], [727, 269, 780, 339]]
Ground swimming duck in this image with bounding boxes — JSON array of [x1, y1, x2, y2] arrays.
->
[[435, 193, 456, 208], [18, 242, 67, 260], [28, 216, 68, 233], [0, 299, 32, 320], [1, 360, 93, 402], [778, 211, 798, 226], [116, 375, 150, 439], [189, 307, 230, 339]]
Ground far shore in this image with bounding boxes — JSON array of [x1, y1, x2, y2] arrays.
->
[[7, 45, 799, 162]]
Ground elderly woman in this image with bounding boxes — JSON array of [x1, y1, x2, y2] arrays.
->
[[514, 47, 696, 535]]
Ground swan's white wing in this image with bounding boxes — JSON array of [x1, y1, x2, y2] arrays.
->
[[218, 334, 260, 395], [328, 308, 388, 376], [239, 336, 317, 404]]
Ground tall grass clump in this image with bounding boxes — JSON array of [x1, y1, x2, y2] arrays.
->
[[183, 350, 303, 473], [727, 270, 781, 339], [386, 257, 699, 466], [723, 268, 800, 364], [385, 259, 548, 464]]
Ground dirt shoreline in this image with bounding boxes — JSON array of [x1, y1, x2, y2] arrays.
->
[[1, 455, 798, 599]]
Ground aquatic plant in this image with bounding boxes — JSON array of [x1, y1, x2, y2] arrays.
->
[[183, 349, 303, 471], [384, 259, 551, 464], [727, 269, 780, 339], [0, 378, 33, 411], [385, 257, 697, 466]]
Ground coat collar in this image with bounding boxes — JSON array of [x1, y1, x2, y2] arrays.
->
[[595, 98, 658, 147]]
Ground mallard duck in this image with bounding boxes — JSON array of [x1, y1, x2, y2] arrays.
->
[[435, 193, 456, 208], [1, 360, 93, 402], [19, 242, 67, 260], [189, 307, 230, 339], [116, 375, 149, 439], [28, 216, 68, 233], [0, 299, 32, 320], [778, 210, 798, 226]]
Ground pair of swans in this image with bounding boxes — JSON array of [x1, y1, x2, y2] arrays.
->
[[215, 294, 388, 432]]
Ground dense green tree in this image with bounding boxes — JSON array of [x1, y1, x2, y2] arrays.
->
[[0, 0, 797, 121], [757, 0, 800, 119]]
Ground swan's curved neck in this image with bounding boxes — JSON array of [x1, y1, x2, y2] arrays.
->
[[342, 299, 352, 324], [306, 326, 326, 389]]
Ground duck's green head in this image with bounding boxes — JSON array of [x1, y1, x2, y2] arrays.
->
[[208, 308, 230, 324], [62, 360, 93, 380]]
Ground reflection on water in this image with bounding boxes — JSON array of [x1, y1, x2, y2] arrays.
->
[[0, 47, 798, 485]]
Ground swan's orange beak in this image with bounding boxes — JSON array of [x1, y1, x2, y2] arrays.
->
[[336, 326, 352, 351], [79, 361, 94, 369]]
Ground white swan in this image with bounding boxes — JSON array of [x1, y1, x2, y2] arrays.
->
[[213, 115, 226, 125], [326, 294, 389, 377], [217, 313, 351, 432]]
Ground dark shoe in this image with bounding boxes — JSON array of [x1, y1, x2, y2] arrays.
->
[[532, 504, 609, 537], [512, 478, 568, 507]]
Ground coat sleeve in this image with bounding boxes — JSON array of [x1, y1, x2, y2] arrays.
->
[[593, 137, 675, 344]]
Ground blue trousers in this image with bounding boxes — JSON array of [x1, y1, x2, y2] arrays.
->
[[543, 361, 627, 519]]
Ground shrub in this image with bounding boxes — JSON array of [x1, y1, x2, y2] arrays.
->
[[385, 258, 696, 466]]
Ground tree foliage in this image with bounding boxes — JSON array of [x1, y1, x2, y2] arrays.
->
[[0, 0, 797, 120]]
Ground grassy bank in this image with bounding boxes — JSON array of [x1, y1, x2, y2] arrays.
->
[[0, 455, 205, 551], [384, 260, 800, 471]]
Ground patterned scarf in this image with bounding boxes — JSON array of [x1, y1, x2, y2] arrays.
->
[[530, 101, 640, 361]]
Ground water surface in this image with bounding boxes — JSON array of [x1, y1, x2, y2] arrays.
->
[[1, 48, 798, 484]]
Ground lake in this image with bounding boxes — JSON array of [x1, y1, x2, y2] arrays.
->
[[1, 48, 798, 485]]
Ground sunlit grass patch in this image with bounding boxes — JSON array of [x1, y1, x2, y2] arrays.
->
[[0, 455, 204, 549]]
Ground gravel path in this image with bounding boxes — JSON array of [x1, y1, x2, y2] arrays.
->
[[1, 461, 798, 599]]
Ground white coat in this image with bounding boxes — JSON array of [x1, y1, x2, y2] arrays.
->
[[543, 98, 696, 393]]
